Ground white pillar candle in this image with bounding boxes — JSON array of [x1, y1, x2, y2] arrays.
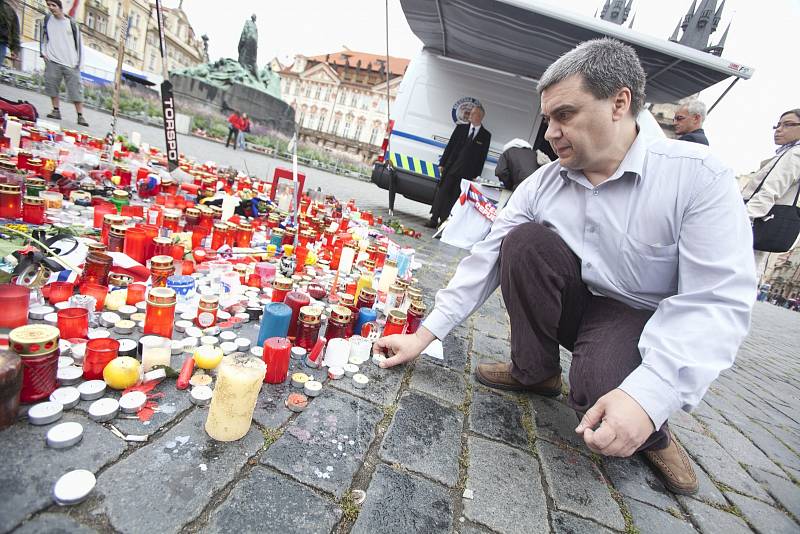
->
[[323, 338, 350, 368], [338, 247, 355, 275], [140, 336, 172, 372], [205, 354, 266, 441]]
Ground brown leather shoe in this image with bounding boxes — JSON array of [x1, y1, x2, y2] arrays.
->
[[475, 361, 562, 396], [642, 434, 699, 495]]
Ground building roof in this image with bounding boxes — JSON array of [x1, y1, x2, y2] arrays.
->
[[307, 50, 410, 76]]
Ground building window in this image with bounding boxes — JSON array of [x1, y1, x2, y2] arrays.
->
[[324, 86, 332, 100], [338, 91, 346, 104], [34, 18, 44, 41], [350, 93, 358, 107], [149, 52, 157, 70], [369, 126, 380, 145], [314, 85, 322, 99], [98, 18, 107, 35], [293, 82, 300, 96], [304, 84, 312, 97], [331, 117, 340, 135], [317, 114, 325, 130], [343, 118, 352, 138], [299, 111, 306, 127], [354, 121, 364, 141], [87, 12, 95, 29], [308, 113, 317, 129]]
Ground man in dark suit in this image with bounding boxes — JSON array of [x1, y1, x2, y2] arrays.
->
[[673, 100, 709, 146], [426, 105, 492, 228]]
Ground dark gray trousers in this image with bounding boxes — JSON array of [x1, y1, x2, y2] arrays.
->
[[500, 222, 669, 451]]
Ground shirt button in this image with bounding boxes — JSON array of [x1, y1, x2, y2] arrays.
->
[[585, 262, 592, 269], [593, 190, 599, 196]]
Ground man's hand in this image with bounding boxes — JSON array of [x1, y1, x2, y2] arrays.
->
[[438, 166, 444, 175], [374, 327, 436, 368], [575, 389, 655, 457]]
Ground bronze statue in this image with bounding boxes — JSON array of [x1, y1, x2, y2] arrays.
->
[[238, 14, 258, 77]]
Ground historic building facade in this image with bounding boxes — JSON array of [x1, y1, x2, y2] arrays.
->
[[278, 49, 409, 162]]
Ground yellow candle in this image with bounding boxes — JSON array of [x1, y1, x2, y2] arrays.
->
[[355, 272, 374, 301], [205, 354, 266, 441]]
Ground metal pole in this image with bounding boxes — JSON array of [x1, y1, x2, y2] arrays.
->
[[707, 77, 740, 115]]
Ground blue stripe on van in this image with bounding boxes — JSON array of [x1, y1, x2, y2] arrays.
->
[[406, 156, 416, 172], [433, 164, 440, 179]]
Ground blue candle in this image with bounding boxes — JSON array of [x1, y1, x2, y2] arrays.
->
[[354, 307, 378, 337], [258, 302, 292, 346]]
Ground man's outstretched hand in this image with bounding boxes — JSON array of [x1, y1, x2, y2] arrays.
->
[[575, 389, 655, 457], [374, 327, 436, 368]]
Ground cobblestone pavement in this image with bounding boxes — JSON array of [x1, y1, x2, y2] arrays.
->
[[3, 84, 800, 533]]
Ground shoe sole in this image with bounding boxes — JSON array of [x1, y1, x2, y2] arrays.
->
[[475, 371, 561, 397]]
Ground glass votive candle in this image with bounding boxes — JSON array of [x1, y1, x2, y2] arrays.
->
[[22, 196, 45, 224], [140, 335, 172, 372], [79, 283, 109, 311], [0, 283, 31, 329], [83, 252, 113, 287], [56, 307, 89, 339], [123, 226, 148, 264], [0, 183, 22, 219], [126, 283, 147, 305], [45, 281, 75, 304], [40, 190, 63, 210], [93, 203, 116, 229], [82, 337, 120, 380]]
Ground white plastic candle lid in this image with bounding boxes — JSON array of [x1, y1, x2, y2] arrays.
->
[[190, 385, 213, 406], [304, 380, 323, 396], [352, 373, 369, 389], [87, 329, 110, 340], [343, 363, 359, 377], [58, 356, 74, 368], [29, 305, 55, 320], [174, 320, 193, 333], [219, 331, 237, 342], [372, 354, 387, 366], [234, 312, 250, 323], [180, 312, 196, 321], [99, 312, 121, 327], [53, 469, 96, 506], [135, 301, 147, 312], [70, 343, 87, 362], [250, 346, 263, 358], [290, 347, 307, 360], [54, 301, 71, 310], [220, 341, 237, 355], [78, 380, 107, 400], [144, 368, 167, 382], [88, 398, 119, 422], [202, 326, 221, 336], [28, 401, 64, 425], [50, 387, 81, 410], [119, 391, 147, 413], [171, 339, 185, 355], [44, 312, 59, 325], [117, 305, 137, 318], [115, 320, 135, 332], [118, 338, 138, 356], [185, 327, 203, 338], [217, 310, 232, 321], [200, 336, 219, 346], [57, 366, 83, 386], [235, 338, 251, 350], [182, 336, 199, 349], [46, 421, 84, 449]]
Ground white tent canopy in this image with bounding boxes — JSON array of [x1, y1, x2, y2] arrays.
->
[[400, 0, 753, 104]]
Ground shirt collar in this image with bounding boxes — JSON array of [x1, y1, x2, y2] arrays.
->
[[776, 139, 800, 155], [559, 129, 649, 186]]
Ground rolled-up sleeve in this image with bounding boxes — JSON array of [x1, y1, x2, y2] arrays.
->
[[422, 178, 538, 339], [619, 168, 757, 429]]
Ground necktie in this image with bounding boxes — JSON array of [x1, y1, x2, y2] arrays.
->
[[468, 127, 475, 141]]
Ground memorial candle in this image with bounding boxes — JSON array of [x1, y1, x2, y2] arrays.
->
[[262, 337, 291, 384], [257, 302, 291, 346], [284, 291, 310, 338], [205, 354, 265, 441]]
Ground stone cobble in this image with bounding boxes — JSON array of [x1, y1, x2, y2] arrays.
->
[[3, 84, 800, 533]]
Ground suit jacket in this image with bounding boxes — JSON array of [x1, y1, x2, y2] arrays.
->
[[439, 123, 491, 181], [678, 128, 709, 146]]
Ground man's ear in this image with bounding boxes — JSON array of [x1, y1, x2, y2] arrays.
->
[[611, 87, 632, 121]]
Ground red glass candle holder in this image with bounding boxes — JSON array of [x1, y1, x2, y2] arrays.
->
[[22, 196, 45, 224], [92, 203, 116, 229], [57, 308, 89, 339], [83, 338, 120, 380], [143, 287, 176, 339], [79, 283, 108, 311], [126, 283, 147, 305], [170, 244, 185, 261], [139, 225, 160, 261], [0, 184, 22, 219], [192, 228, 209, 249], [0, 284, 30, 329], [46, 281, 75, 304], [284, 291, 310, 339], [263, 337, 291, 384], [83, 252, 113, 287]]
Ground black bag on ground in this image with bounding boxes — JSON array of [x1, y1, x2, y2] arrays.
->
[[745, 151, 800, 253]]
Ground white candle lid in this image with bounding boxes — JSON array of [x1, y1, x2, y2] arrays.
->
[[28, 401, 64, 425], [220, 341, 237, 355], [88, 397, 119, 422], [190, 385, 213, 406], [220, 331, 237, 342], [50, 387, 80, 410], [46, 421, 84, 449], [57, 366, 83, 386], [53, 469, 96, 506], [87, 329, 110, 339], [78, 380, 107, 400], [58, 356, 75, 368], [119, 391, 147, 413]]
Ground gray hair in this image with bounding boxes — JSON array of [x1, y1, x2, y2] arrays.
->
[[472, 104, 485, 116], [537, 38, 646, 116], [780, 108, 800, 120], [682, 99, 707, 121]]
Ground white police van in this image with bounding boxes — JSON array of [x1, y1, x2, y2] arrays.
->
[[371, 0, 753, 210]]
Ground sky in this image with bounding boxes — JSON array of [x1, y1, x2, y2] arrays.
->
[[178, 0, 799, 176]]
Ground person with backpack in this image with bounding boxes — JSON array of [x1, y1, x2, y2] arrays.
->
[[40, 0, 88, 126]]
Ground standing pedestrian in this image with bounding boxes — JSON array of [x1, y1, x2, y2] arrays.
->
[[672, 100, 709, 145], [740, 108, 800, 279], [226, 110, 241, 149], [40, 0, 89, 126], [237, 113, 250, 150], [0, 0, 20, 68], [427, 105, 491, 228]]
